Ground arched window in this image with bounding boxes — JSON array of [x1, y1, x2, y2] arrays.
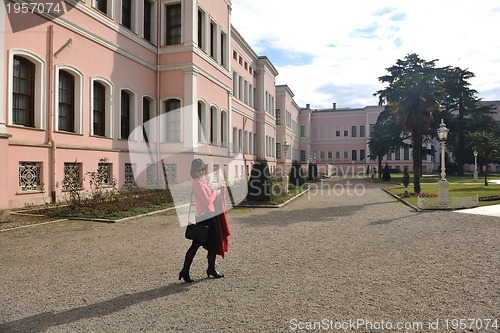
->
[[142, 96, 154, 142], [233, 127, 238, 153], [238, 129, 243, 153], [12, 56, 35, 127], [91, 78, 113, 137], [93, 81, 106, 136], [56, 67, 83, 134], [220, 110, 228, 147], [210, 105, 218, 145], [197, 101, 207, 143], [120, 90, 132, 139], [164, 98, 181, 141]]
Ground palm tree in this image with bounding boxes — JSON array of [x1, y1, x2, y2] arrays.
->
[[375, 54, 445, 193]]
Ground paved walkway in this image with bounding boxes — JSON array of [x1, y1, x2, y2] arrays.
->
[[456, 204, 500, 217], [0, 178, 498, 332]]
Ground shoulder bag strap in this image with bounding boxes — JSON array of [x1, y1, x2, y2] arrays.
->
[[188, 184, 194, 223]]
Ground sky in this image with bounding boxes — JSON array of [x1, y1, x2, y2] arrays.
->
[[231, 0, 500, 109]]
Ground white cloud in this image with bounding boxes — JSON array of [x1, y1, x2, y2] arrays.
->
[[231, 0, 500, 108]]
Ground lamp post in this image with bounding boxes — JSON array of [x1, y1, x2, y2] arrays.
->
[[282, 138, 290, 194], [473, 149, 478, 182], [437, 119, 449, 206]]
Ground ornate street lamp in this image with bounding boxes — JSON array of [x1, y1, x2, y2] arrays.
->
[[282, 138, 290, 193], [473, 149, 478, 182], [282, 139, 289, 162], [437, 119, 449, 206]]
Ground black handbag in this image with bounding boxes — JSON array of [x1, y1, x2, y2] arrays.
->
[[184, 186, 209, 243]]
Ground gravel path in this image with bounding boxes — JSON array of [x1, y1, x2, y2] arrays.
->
[[0, 178, 498, 333]]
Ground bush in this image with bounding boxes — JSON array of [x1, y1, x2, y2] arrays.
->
[[289, 160, 306, 187], [247, 157, 271, 202], [308, 163, 318, 181], [402, 166, 410, 188], [382, 163, 392, 181]]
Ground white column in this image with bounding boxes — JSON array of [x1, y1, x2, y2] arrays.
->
[[0, 3, 8, 135], [184, 0, 196, 45], [183, 69, 197, 151]]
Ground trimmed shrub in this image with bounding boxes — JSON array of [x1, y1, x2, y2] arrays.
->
[[247, 157, 271, 202], [402, 165, 410, 188], [382, 163, 392, 181], [308, 163, 318, 181], [289, 160, 306, 187]]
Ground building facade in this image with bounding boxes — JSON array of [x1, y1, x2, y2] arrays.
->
[[1, 1, 497, 214], [299, 104, 439, 176], [1, 0, 280, 211]]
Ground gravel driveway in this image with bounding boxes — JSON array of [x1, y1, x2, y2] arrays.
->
[[0, 178, 498, 333]]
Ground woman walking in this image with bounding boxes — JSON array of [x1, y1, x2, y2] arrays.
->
[[179, 158, 226, 283]]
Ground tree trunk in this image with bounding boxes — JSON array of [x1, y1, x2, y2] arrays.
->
[[378, 156, 383, 178], [412, 131, 422, 193], [457, 98, 465, 176]]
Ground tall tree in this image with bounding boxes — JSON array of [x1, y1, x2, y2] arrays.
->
[[374, 54, 445, 193], [439, 67, 480, 175], [368, 113, 407, 177]]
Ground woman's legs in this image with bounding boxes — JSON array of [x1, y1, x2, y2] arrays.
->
[[206, 216, 224, 278], [179, 215, 223, 282], [179, 241, 202, 283]]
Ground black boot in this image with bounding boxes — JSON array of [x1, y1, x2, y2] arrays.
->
[[179, 244, 198, 283], [207, 250, 224, 279]]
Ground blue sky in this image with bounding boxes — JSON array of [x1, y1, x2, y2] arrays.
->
[[231, 1, 500, 109]]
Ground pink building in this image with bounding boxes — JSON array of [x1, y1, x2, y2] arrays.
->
[[275, 84, 300, 175], [300, 104, 439, 176], [0, 0, 280, 213], [1, 1, 497, 216]]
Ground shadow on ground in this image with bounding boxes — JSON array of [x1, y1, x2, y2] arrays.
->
[[242, 201, 401, 228], [0, 282, 193, 333]]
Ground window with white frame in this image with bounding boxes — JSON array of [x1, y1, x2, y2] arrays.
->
[[220, 30, 227, 67], [120, 89, 135, 140], [197, 7, 205, 50], [164, 98, 181, 141], [213, 164, 220, 182], [19, 162, 42, 191], [198, 101, 207, 143], [92, 79, 112, 137], [210, 20, 217, 59], [94, 0, 112, 16], [232, 72, 238, 99], [360, 125, 366, 137], [142, 96, 154, 142], [165, 3, 181, 45], [121, 0, 133, 30], [360, 149, 366, 161], [144, 0, 154, 42], [300, 150, 306, 162], [220, 110, 228, 147], [10, 53, 45, 129], [56, 67, 83, 134], [210, 106, 218, 145]]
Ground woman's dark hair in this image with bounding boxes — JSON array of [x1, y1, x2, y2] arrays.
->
[[190, 158, 207, 178]]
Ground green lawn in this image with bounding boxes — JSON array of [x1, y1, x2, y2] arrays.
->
[[384, 182, 500, 207]]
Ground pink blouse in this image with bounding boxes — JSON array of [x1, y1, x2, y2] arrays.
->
[[192, 177, 217, 214]]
